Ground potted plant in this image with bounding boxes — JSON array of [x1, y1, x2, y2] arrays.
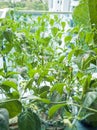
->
[[1, 1, 97, 129]]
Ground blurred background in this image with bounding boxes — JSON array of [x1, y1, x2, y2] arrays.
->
[[0, 0, 79, 11]]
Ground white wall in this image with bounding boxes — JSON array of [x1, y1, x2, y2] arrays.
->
[[48, 0, 71, 12], [61, 0, 71, 12], [0, 58, 3, 69], [48, 0, 53, 11], [53, 0, 62, 11], [48, 0, 79, 12]]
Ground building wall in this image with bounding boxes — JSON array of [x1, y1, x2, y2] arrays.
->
[[61, 0, 71, 11], [48, 0, 79, 12]]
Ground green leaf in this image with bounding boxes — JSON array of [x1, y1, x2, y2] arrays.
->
[[58, 55, 65, 63], [91, 81, 97, 88], [83, 92, 97, 107], [85, 32, 94, 44], [48, 104, 65, 118], [3, 43, 13, 54], [7, 91, 20, 99], [38, 98, 51, 104], [51, 27, 59, 36], [82, 75, 91, 95], [38, 86, 50, 94], [24, 78, 33, 90], [57, 32, 63, 39], [40, 91, 48, 98], [73, 0, 97, 44], [1, 80, 18, 91], [5, 71, 19, 78], [64, 36, 72, 43], [3, 29, 14, 43], [49, 19, 54, 26], [88, 0, 97, 29], [0, 99, 22, 118], [74, 49, 84, 57], [50, 83, 65, 95], [73, 0, 90, 26], [45, 76, 55, 82], [54, 15, 59, 21], [18, 108, 41, 130], [82, 56, 96, 70], [61, 22, 66, 29], [0, 69, 5, 77], [30, 96, 51, 104], [28, 69, 38, 78], [68, 49, 75, 62]]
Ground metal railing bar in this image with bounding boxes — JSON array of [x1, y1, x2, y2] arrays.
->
[[16, 10, 72, 14]]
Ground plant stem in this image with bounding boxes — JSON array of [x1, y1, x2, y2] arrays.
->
[[72, 106, 83, 126], [0, 99, 18, 104], [2, 40, 7, 73], [21, 96, 97, 113], [50, 101, 97, 113]]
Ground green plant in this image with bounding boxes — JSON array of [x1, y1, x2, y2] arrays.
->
[[68, 0, 97, 127], [0, 11, 67, 126], [0, 2, 97, 129], [73, 0, 97, 44], [31, 1, 48, 10], [18, 108, 41, 130], [0, 2, 9, 8], [8, 1, 48, 10]]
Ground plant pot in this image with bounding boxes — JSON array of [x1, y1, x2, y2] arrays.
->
[[80, 119, 97, 129], [75, 120, 97, 130]]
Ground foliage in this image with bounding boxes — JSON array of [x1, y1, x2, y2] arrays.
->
[[8, 1, 48, 10], [9, 2, 26, 9], [72, 0, 97, 127], [73, 0, 90, 27], [0, 2, 97, 128], [0, 11, 67, 122], [30, 1, 48, 10], [73, 0, 97, 44], [0, 2, 9, 8], [0, 100, 22, 118], [18, 108, 41, 130], [0, 1, 48, 10]]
